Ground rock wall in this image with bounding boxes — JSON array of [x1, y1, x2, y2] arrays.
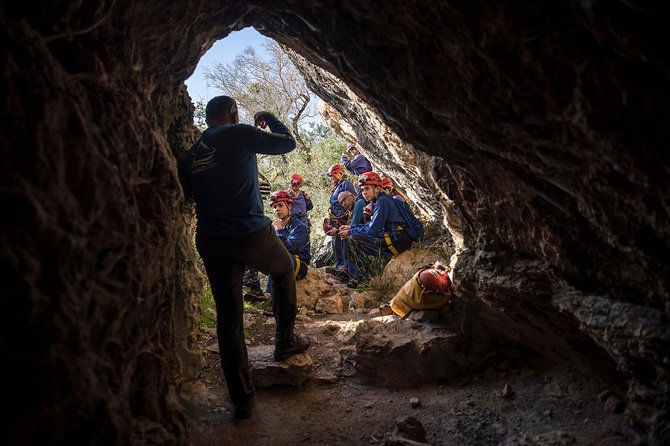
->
[[1, 1, 668, 444]]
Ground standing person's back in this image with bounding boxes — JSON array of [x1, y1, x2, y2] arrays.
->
[[179, 95, 310, 420]]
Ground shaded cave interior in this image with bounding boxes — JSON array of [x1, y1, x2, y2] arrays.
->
[[2, 2, 668, 445]]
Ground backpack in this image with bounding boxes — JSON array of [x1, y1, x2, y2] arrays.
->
[[392, 198, 424, 241]]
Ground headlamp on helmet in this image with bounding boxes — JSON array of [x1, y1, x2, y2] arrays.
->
[[290, 173, 303, 185]]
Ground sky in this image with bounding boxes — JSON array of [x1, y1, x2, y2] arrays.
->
[[184, 27, 270, 103]]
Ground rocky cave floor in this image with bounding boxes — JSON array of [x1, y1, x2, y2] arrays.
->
[[180, 300, 641, 446]]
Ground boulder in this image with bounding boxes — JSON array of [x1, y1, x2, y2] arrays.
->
[[248, 345, 313, 387]]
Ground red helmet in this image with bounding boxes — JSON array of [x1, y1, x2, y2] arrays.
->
[[381, 177, 393, 189], [290, 173, 303, 185], [269, 190, 293, 206], [327, 164, 345, 176], [358, 171, 383, 187], [418, 267, 452, 293]]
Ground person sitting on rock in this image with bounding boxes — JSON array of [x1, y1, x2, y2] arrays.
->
[[381, 177, 410, 203], [338, 172, 420, 288], [263, 190, 312, 316], [324, 163, 356, 280], [337, 190, 358, 225], [288, 173, 313, 229]]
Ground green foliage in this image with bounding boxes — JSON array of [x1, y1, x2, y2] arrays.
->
[[193, 38, 355, 268], [193, 98, 207, 132], [200, 284, 217, 328], [258, 125, 347, 246]]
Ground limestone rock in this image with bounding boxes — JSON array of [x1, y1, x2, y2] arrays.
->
[[346, 317, 477, 387], [248, 345, 313, 387], [390, 416, 427, 443], [316, 294, 344, 314], [297, 268, 348, 311]]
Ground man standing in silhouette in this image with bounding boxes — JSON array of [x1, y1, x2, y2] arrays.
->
[[179, 95, 310, 419]]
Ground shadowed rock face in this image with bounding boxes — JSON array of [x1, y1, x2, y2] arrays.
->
[[2, 1, 668, 445]]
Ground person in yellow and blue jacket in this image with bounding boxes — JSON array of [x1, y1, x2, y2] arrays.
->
[[338, 172, 423, 288]]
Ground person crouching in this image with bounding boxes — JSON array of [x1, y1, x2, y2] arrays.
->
[[338, 172, 417, 288], [263, 190, 312, 316]]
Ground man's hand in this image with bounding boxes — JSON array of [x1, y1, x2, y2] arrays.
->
[[327, 227, 338, 236], [338, 225, 351, 240], [272, 219, 284, 230], [303, 192, 309, 199], [254, 111, 272, 129]]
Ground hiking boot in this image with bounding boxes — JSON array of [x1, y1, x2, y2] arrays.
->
[[233, 398, 255, 419], [325, 266, 341, 276], [243, 290, 266, 303], [347, 278, 359, 289], [334, 270, 350, 282], [262, 299, 274, 317], [274, 335, 310, 361]]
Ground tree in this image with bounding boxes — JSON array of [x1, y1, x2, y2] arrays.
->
[[204, 41, 318, 161], [193, 98, 207, 131], [199, 39, 349, 245]]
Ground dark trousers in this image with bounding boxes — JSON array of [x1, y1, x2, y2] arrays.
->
[[266, 255, 309, 293], [196, 224, 297, 405], [346, 231, 413, 280]]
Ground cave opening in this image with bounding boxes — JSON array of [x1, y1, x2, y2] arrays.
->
[[3, 2, 668, 445]]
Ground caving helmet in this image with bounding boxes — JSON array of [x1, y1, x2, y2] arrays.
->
[[358, 171, 383, 187], [417, 262, 452, 293], [269, 190, 293, 206], [327, 164, 345, 176], [290, 173, 303, 185]]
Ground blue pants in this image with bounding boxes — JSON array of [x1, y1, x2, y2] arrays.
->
[[332, 235, 349, 269], [345, 234, 393, 280]]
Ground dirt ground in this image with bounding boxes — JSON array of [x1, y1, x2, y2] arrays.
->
[[180, 304, 641, 446]]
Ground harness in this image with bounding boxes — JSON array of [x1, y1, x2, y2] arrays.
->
[[384, 225, 406, 256]]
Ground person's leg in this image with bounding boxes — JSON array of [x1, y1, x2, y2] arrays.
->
[[296, 257, 308, 280], [243, 267, 262, 293], [244, 226, 300, 351], [332, 234, 344, 269], [347, 234, 393, 281], [196, 232, 255, 409]]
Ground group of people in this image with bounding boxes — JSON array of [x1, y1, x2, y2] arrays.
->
[[324, 159, 423, 287], [179, 95, 423, 420]]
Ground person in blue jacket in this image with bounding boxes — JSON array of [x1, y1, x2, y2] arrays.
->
[[178, 95, 309, 419], [288, 173, 313, 228], [338, 172, 418, 288], [341, 143, 372, 175], [263, 190, 312, 316], [324, 163, 355, 279]]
